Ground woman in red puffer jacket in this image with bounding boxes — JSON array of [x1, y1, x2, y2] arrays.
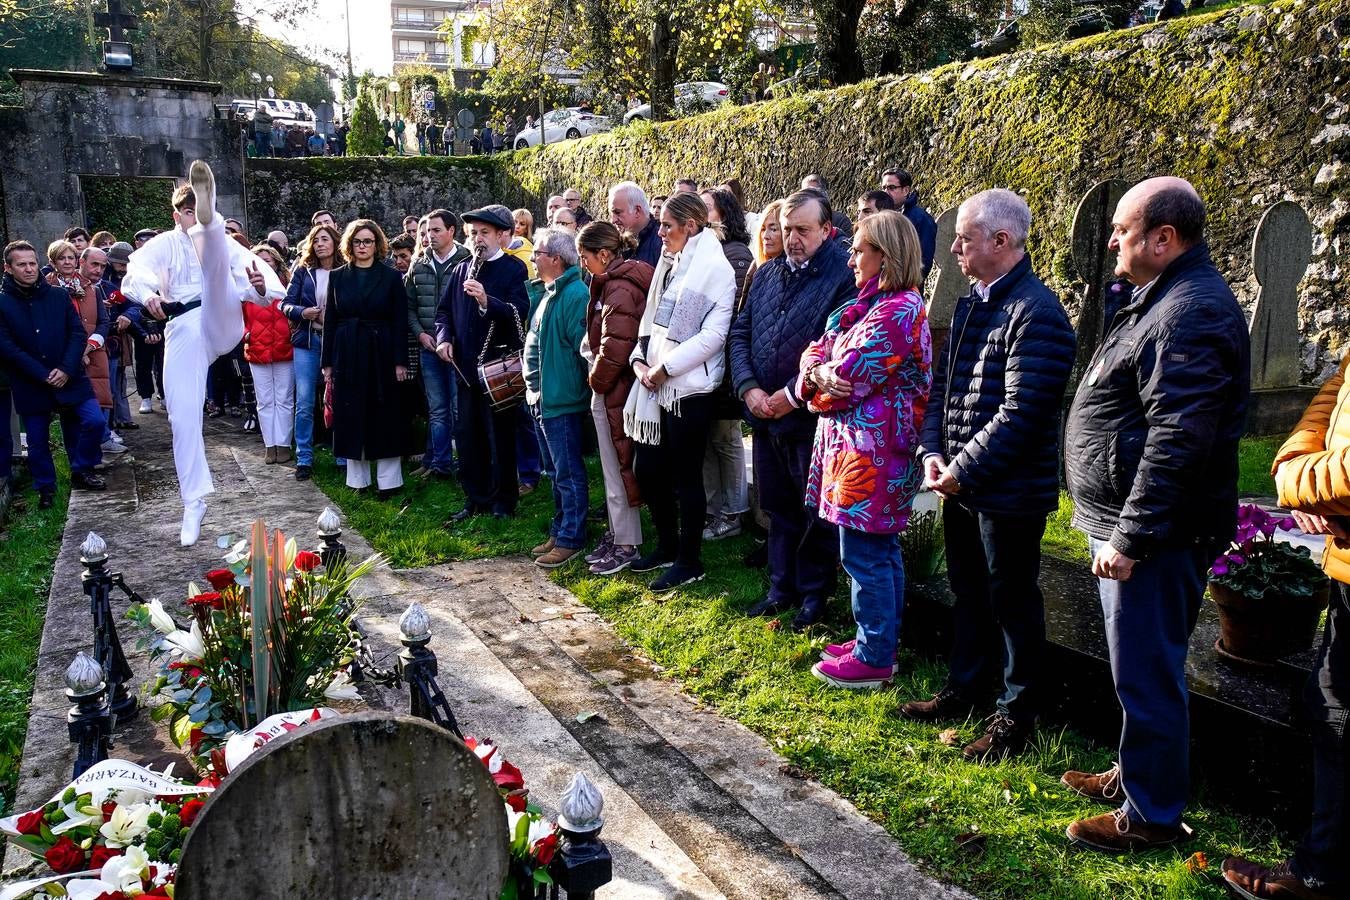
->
[[244, 244, 295, 464]]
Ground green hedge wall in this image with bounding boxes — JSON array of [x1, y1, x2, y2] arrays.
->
[[81, 176, 176, 242]]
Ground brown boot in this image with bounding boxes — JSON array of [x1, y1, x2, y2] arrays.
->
[[897, 686, 978, 722], [264, 446, 277, 464], [531, 537, 556, 556], [1066, 809, 1183, 853], [276, 446, 293, 464], [535, 546, 581, 569], [1222, 858, 1335, 899], [1061, 763, 1123, 804], [961, 713, 1032, 763]]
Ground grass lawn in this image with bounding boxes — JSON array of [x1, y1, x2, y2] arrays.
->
[[313, 432, 1293, 899], [0, 433, 71, 814]]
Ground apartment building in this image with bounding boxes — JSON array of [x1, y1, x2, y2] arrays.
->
[[391, 0, 493, 72]]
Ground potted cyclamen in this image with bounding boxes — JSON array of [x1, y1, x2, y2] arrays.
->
[[1208, 504, 1330, 666]]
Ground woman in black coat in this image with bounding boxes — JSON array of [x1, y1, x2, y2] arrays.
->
[[320, 219, 410, 498]]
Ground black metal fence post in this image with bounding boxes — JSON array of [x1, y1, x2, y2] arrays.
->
[[316, 506, 348, 571], [66, 651, 111, 779], [79, 532, 138, 724], [395, 602, 465, 740], [549, 772, 612, 900]]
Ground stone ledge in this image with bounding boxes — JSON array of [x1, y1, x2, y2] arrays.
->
[[9, 69, 223, 95]]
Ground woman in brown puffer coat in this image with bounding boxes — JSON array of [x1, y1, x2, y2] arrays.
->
[[576, 222, 653, 575]]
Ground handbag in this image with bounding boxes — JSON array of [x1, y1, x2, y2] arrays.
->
[[323, 378, 335, 428], [477, 302, 528, 413]]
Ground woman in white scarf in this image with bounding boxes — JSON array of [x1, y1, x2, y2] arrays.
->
[[624, 192, 736, 592]]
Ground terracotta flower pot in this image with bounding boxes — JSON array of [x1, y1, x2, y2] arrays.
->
[[1209, 580, 1329, 666]]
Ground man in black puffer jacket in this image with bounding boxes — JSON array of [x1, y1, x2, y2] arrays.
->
[[904, 188, 1075, 764], [1061, 177, 1249, 854], [729, 191, 857, 630]]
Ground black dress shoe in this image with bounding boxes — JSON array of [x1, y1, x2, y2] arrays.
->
[[746, 596, 790, 617], [294, 465, 312, 481], [117, 421, 139, 430], [447, 506, 478, 524], [38, 491, 55, 510], [71, 472, 107, 491], [790, 597, 826, 632], [377, 488, 400, 501]]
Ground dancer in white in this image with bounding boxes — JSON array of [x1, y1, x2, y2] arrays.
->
[[121, 161, 284, 545]]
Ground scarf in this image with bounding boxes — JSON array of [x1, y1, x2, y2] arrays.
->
[[623, 228, 730, 445]]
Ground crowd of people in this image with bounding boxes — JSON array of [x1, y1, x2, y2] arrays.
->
[[0, 162, 1344, 897]]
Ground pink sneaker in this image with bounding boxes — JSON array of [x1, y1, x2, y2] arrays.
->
[[811, 653, 893, 689], [821, 640, 900, 675]]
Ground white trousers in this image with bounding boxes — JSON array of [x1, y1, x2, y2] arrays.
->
[[591, 392, 642, 546], [249, 362, 295, 449], [164, 217, 244, 505], [346, 457, 403, 490]]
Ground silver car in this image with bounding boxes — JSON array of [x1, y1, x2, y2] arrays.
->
[[622, 81, 730, 124], [513, 107, 612, 149]]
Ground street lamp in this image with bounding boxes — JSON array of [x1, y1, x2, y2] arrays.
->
[[266, 74, 275, 98]]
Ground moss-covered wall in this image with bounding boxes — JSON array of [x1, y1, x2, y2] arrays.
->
[[246, 0, 1349, 379]]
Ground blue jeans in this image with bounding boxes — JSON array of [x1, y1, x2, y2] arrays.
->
[[516, 404, 541, 485], [1089, 535, 1208, 827], [25, 398, 104, 489], [536, 409, 589, 549], [254, 132, 271, 157], [293, 341, 322, 466], [839, 527, 905, 668], [419, 348, 458, 473]]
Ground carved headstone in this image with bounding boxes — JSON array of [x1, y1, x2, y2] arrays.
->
[[176, 712, 508, 900], [1249, 200, 1313, 390], [925, 206, 966, 359], [1069, 179, 1130, 389]]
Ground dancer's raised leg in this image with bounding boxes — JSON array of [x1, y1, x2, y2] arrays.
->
[[188, 160, 246, 359]]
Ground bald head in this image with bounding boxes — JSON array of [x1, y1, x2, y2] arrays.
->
[[267, 230, 288, 250], [1110, 177, 1206, 285]]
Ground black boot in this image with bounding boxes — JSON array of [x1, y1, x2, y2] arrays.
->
[[790, 597, 826, 632]]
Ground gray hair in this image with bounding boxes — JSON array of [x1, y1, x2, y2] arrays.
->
[[960, 188, 1031, 248], [608, 181, 649, 214], [534, 227, 578, 268]]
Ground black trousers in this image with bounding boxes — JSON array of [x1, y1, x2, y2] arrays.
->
[[456, 384, 518, 515], [133, 334, 164, 399], [942, 500, 1048, 722], [635, 392, 714, 567], [1294, 579, 1350, 891], [754, 426, 837, 607]]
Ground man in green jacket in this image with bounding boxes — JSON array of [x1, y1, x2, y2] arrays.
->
[[524, 227, 592, 568], [406, 208, 470, 479]]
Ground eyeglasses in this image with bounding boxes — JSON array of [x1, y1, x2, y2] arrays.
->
[[352, 238, 376, 246], [882, 184, 903, 191]]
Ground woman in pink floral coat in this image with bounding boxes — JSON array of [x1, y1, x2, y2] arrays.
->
[[797, 210, 932, 689]]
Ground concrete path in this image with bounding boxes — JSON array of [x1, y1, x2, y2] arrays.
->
[[3, 411, 965, 899]]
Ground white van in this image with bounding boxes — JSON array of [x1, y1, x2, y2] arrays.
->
[[230, 98, 312, 127]]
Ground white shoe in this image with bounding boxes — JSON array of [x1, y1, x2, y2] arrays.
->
[[100, 440, 127, 454], [180, 500, 206, 546], [139, 399, 152, 414], [189, 160, 216, 226]]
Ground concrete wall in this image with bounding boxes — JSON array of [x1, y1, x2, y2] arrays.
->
[[0, 69, 245, 245]]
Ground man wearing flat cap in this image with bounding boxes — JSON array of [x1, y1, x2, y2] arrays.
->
[[434, 204, 530, 521]]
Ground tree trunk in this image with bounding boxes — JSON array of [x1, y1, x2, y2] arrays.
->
[[815, 0, 867, 87], [650, 12, 677, 121]]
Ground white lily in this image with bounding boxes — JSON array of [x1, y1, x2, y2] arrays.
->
[[49, 800, 101, 835], [163, 621, 205, 661], [323, 671, 360, 701], [99, 843, 150, 892], [99, 803, 152, 848], [145, 598, 177, 636], [526, 817, 555, 847]]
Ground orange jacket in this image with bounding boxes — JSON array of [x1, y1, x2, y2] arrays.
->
[[1273, 352, 1350, 583]]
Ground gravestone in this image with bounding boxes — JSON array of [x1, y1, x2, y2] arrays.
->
[[1068, 179, 1130, 389], [1246, 200, 1317, 434], [1250, 200, 1313, 390], [176, 712, 508, 899], [925, 206, 966, 359]]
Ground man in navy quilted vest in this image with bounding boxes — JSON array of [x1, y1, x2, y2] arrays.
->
[[904, 188, 1076, 763]]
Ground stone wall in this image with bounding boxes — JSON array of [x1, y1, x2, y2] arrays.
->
[[0, 69, 245, 246], [241, 0, 1348, 381]]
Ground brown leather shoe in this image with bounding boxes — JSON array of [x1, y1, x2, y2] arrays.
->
[[1066, 809, 1183, 852], [1061, 763, 1123, 804], [961, 713, 1031, 762], [898, 686, 978, 722], [1222, 858, 1336, 899], [535, 546, 581, 569], [531, 537, 556, 556]]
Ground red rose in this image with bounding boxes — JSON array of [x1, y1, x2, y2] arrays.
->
[[44, 835, 85, 874], [533, 831, 559, 866], [505, 792, 527, 813], [16, 809, 43, 835], [187, 591, 223, 610], [89, 844, 123, 869], [101, 800, 118, 821], [492, 759, 525, 793], [204, 568, 236, 589], [188, 727, 205, 751], [179, 797, 206, 827], [294, 551, 322, 572]]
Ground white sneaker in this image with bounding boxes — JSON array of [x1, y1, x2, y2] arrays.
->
[[180, 499, 206, 546], [139, 399, 152, 414], [100, 440, 127, 454]]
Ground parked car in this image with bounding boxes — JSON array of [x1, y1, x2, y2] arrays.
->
[[622, 81, 730, 125], [229, 97, 313, 127], [764, 63, 819, 99], [513, 107, 611, 149]]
